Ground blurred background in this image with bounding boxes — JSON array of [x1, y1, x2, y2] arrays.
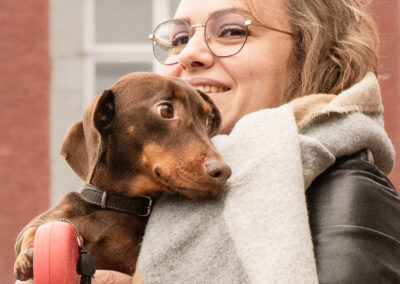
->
[[0, 0, 399, 282]]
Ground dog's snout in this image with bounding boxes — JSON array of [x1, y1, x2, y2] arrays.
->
[[205, 160, 231, 181]]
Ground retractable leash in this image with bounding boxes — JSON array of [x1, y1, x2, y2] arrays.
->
[[33, 220, 96, 284], [61, 219, 96, 284]]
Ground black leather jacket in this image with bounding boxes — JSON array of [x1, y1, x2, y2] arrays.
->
[[307, 151, 400, 283]]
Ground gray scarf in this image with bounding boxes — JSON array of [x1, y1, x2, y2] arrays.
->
[[137, 73, 395, 284]]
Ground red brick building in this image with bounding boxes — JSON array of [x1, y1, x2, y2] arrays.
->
[[0, 1, 50, 282], [0, 1, 399, 282]]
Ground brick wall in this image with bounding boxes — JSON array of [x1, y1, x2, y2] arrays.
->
[[371, 2, 400, 190], [0, 0, 50, 282]]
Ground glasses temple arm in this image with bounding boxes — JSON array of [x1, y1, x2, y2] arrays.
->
[[148, 34, 173, 48], [245, 20, 294, 37]]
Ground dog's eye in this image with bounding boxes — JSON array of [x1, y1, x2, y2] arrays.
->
[[156, 103, 174, 119]]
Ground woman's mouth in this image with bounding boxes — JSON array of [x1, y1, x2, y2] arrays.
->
[[187, 78, 231, 94], [195, 85, 230, 94]]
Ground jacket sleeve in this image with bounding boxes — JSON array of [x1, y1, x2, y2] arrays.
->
[[307, 151, 400, 284]]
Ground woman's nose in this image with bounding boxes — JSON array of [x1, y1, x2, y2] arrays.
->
[[178, 31, 214, 71]]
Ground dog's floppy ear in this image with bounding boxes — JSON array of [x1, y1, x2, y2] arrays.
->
[[61, 89, 116, 182], [60, 121, 89, 181], [197, 90, 222, 136], [93, 89, 116, 135]]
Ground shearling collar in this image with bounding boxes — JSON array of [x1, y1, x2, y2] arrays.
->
[[289, 72, 383, 130]]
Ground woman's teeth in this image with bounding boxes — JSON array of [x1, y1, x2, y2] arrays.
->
[[196, 85, 228, 93]]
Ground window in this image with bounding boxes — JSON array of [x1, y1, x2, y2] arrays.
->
[[50, 0, 180, 203], [83, 0, 180, 104]]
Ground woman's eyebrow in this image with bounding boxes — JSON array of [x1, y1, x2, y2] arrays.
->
[[209, 7, 254, 18], [174, 7, 255, 24], [174, 16, 191, 24]]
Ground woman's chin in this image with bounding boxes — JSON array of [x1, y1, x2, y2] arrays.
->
[[208, 90, 232, 112]]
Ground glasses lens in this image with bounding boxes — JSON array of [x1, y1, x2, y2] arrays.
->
[[152, 20, 189, 64], [206, 12, 248, 57]]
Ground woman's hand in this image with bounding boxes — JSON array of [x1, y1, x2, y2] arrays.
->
[[14, 270, 133, 284], [92, 270, 133, 284]]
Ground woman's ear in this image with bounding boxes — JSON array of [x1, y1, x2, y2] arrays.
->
[[197, 90, 222, 136]]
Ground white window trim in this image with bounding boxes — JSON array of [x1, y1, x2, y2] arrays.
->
[[82, 0, 170, 104]]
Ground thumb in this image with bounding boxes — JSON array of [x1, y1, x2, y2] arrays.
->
[[92, 270, 133, 284]]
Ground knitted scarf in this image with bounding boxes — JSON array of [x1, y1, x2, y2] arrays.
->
[[137, 73, 395, 284]]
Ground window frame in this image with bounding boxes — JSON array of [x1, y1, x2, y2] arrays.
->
[[82, 0, 171, 105]]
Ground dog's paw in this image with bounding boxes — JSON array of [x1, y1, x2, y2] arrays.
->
[[14, 249, 34, 281]]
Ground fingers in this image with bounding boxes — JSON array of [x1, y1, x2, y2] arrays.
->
[[92, 270, 133, 284], [15, 280, 34, 284]]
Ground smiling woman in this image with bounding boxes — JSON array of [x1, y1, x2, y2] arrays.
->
[[163, 0, 294, 134], [136, 0, 399, 283]]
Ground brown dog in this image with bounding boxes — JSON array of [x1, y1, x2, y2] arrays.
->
[[14, 72, 231, 281]]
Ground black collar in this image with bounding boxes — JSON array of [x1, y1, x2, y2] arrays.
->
[[80, 183, 153, 217]]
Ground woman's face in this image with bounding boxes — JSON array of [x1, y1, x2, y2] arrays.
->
[[162, 0, 294, 134]]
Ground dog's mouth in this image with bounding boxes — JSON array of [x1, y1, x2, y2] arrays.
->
[[154, 167, 191, 192], [154, 167, 171, 186], [153, 167, 223, 198]]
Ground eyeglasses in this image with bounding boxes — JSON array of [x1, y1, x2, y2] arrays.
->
[[149, 11, 293, 65]]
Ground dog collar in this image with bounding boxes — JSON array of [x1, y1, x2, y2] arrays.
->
[[80, 183, 153, 217]]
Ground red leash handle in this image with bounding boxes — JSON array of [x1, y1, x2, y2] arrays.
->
[[33, 221, 81, 284]]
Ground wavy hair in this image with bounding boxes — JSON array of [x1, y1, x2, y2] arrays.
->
[[247, 0, 379, 101]]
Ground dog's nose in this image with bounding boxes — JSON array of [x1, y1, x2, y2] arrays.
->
[[205, 160, 231, 181]]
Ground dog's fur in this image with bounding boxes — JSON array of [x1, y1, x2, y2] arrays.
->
[[14, 72, 231, 281]]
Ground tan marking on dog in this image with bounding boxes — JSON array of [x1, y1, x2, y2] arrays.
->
[[142, 144, 175, 168], [202, 102, 211, 113], [127, 125, 135, 136], [140, 143, 217, 199], [129, 174, 166, 196], [142, 143, 177, 182], [142, 143, 169, 159], [175, 88, 186, 99]]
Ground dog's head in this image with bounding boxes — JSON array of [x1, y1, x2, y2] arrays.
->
[[61, 72, 231, 198]]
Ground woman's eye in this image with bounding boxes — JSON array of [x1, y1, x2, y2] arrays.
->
[[156, 103, 174, 119], [218, 26, 247, 38], [171, 33, 189, 47]]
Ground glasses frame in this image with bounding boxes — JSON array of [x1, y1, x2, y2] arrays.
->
[[149, 11, 294, 65]]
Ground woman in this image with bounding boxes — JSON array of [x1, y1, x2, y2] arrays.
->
[[95, 0, 400, 283]]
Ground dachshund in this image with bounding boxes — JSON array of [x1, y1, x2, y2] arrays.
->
[[14, 72, 231, 281]]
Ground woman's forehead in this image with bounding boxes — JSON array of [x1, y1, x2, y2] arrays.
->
[[174, 0, 247, 20], [174, 0, 289, 27]]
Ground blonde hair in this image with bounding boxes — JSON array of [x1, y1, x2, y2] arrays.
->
[[247, 0, 379, 101]]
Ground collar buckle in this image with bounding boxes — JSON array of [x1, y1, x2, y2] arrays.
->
[[137, 196, 153, 217], [100, 191, 108, 209]]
